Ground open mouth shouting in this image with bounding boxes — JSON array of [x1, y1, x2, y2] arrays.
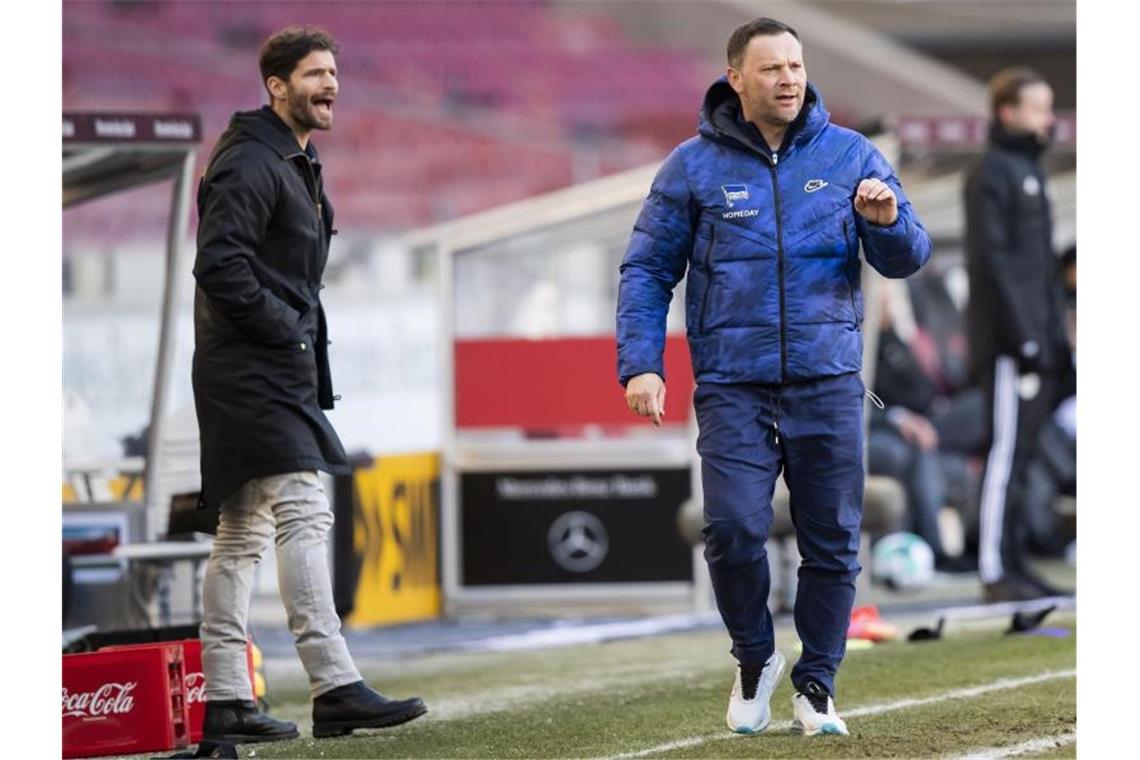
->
[[312, 93, 336, 120]]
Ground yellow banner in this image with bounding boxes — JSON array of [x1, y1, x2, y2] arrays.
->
[[62, 475, 144, 503], [348, 452, 442, 627]]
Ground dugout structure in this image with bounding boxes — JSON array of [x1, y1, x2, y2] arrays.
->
[[407, 164, 697, 616], [63, 112, 201, 538]]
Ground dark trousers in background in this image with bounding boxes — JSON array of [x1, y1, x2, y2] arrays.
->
[[695, 372, 864, 697], [930, 386, 989, 455], [868, 429, 975, 558], [977, 356, 1059, 584]]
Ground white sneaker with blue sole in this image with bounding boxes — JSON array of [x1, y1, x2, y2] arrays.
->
[[791, 680, 849, 736], [725, 650, 786, 734]]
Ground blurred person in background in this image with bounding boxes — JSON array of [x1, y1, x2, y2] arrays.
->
[[868, 280, 983, 573], [1020, 245, 1076, 560], [617, 17, 931, 738], [964, 67, 1073, 603], [1059, 244, 1076, 344], [193, 26, 426, 745]]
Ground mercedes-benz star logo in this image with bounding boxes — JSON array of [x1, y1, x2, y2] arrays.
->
[[547, 511, 609, 573]]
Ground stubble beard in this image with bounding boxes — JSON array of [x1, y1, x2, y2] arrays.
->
[[287, 87, 331, 132], [742, 89, 796, 130], [756, 100, 796, 130], [762, 110, 795, 129]]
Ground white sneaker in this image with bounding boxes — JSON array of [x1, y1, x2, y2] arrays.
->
[[791, 680, 849, 736], [726, 650, 786, 734]]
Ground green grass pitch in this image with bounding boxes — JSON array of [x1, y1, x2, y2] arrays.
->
[[111, 612, 1076, 759]]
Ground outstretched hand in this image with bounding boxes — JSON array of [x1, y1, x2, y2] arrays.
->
[[625, 373, 666, 427], [854, 178, 898, 226]]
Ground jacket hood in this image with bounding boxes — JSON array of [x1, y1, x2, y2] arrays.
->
[[211, 106, 315, 164], [697, 76, 828, 156]]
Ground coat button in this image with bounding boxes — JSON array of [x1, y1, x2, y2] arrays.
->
[[299, 342, 307, 351]]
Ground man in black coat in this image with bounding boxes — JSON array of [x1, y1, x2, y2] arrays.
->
[[193, 27, 426, 744], [964, 67, 1072, 603]]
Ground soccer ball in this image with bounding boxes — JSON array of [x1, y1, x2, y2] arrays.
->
[[871, 532, 935, 591]]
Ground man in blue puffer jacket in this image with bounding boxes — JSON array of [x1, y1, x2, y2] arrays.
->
[[616, 18, 931, 737]]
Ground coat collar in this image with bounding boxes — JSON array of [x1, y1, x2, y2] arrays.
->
[[228, 106, 320, 162], [989, 121, 1049, 160]]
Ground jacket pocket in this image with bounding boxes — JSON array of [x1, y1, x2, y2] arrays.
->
[[698, 225, 717, 334], [279, 304, 318, 350], [273, 328, 314, 355]]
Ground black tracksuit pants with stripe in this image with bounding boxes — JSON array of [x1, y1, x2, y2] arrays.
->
[[977, 355, 1059, 584]]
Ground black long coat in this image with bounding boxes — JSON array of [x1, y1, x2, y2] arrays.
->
[[192, 106, 349, 508], [964, 125, 1070, 381]]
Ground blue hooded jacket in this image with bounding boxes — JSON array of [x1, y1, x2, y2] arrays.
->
[[616, 79, 932, 386]]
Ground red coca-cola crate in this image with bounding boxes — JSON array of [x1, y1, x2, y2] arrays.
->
[[62, 644, 190, 758], [103, 639, 255, 743]]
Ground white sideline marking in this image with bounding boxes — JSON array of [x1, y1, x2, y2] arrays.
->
[[597, 668, 1076, 760], [466, 613, 722, 652], [601, 736, 711, 758], [948, 730, 1076, 758]]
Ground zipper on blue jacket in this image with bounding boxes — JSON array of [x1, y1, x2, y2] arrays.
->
[[698, 225, 717, 333], [768, 152, 788, 383], [843, 217, 858, 324]]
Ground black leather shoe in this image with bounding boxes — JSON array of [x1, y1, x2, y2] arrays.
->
[[983, 575, 1045, 603], [312, 680, 427, 738], [202, 700, 299, 744], [1016, 568, 1073, 598]]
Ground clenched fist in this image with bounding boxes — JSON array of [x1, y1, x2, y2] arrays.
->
[[625, 372, 666, 427], [854, 178, 898, 226]]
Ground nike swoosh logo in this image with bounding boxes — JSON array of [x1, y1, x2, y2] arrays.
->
[[804, 179, 829, 193]]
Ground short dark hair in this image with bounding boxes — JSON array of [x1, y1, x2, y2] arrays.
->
[[258, 26, 338, 97], [727, 17, 799, 69], [988, 67, 1048, 120]]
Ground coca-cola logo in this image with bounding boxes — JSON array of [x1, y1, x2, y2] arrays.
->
[[62, 682, 137, 719], [185, 672, 206, 704]]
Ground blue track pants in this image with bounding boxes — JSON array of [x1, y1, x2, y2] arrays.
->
[[695, 371, 864, 695]]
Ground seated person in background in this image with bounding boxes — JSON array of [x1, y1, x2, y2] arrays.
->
[[868, 277, 986, 573], [1021, 244, 1077, 558], [1021, 399, 1075, 557]]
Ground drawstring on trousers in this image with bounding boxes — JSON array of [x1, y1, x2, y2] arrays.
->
[[767, 382, 879, 445]]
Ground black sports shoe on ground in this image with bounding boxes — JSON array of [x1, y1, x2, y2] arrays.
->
[[983, 574, 1045, 603], [201, 700, 299, 744], [312, 680, 428, 738]]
